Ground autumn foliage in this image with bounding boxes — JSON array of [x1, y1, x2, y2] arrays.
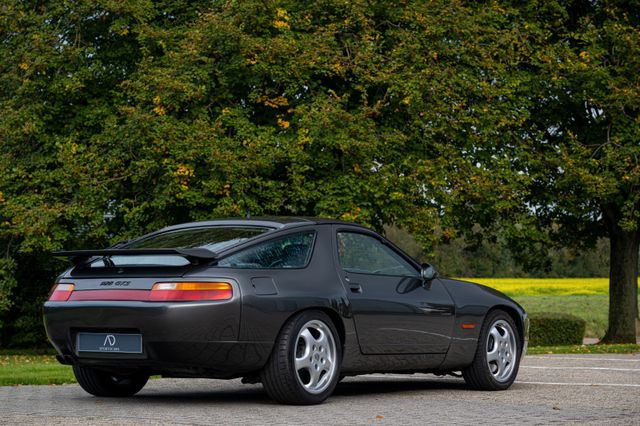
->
[[0, 1, 638, 345]]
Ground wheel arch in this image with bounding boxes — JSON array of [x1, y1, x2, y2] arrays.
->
[[260, 305, 346, 404], [279, 306, 346, 351]]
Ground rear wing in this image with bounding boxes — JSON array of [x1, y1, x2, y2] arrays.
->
[[53, 248, 218, 267]]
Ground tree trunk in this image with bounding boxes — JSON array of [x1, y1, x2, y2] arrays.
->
[[601, 226, 639, 343]]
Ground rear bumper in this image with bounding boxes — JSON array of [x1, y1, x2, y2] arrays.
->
[[44, 300, 271, 378]]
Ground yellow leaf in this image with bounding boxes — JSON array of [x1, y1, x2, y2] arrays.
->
[[277, 118, 290, 129], [273, 20, 290, 30], [153, 105, 166, 116], [258, 95, 289, 108], [276, 8, 289, 20]]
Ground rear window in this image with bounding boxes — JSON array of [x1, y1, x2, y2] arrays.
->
[[89, 226, 271, 268], [217, 232, 315, 269], [127, 226, 270, 251]]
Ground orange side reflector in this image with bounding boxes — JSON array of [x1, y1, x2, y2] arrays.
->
[[461, 323, 476, 329]]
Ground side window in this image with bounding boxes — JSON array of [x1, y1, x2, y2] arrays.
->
[[217, 232, 315, 269], [337, 232, 417, 276]]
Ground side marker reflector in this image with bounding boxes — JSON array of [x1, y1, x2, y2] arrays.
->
[[461, 323, 476, 329]]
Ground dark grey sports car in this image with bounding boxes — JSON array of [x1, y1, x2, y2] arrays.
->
[[45, 218, 528, 404]]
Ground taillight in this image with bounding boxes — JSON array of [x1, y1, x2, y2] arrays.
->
[[46, 281, 232, 302], [48, 283, 75, 301], [150, 282, 233, 301]]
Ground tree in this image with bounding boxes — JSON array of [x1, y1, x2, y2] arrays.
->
[[520, 1, 640, 342], [0, 0, 636, 346], [0, 0, 533, 345]]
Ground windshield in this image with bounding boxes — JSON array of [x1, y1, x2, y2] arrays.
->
[[89, 226, 272, 268]]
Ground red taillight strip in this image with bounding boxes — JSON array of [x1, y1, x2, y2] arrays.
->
[[68, 290, 151, 301], [64, 282, 233, 302]]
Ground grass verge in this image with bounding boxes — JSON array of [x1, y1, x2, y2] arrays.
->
[[0, 354, 75, 386], [527, 344, 640, 355]]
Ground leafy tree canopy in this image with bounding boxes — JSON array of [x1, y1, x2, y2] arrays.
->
[[0, 0, 637, 344]]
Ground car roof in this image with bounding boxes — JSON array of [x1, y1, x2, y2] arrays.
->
[[157, 217, 370, 233], [120, 217, 374, 254]]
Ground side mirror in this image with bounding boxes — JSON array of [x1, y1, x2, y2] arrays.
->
[[421, 263, 438, 285]]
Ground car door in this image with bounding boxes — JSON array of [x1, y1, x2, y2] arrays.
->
[[334, 227, 455, 355]]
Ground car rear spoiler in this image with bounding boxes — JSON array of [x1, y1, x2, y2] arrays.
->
[[53, 248, 218, 267]]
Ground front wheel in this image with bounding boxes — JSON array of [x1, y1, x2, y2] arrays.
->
[[261, 310, 342, 405], [73, 365, 149, 397], [463, 309, 521, 390]]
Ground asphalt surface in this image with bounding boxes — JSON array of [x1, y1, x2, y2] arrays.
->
[[1, 354, 639, 425]]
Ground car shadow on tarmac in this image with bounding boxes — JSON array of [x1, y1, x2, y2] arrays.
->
[[122, 377, 468, 405], [334, 377, 468, 397]]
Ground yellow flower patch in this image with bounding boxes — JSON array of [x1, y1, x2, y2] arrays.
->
[[464, 277, 639, 297]]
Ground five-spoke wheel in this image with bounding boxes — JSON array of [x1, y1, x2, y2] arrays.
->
[[463, 310, 521, 390], [294, 319, 338, 394], [261, 310, 341, 404], [485, 319, 517, 382]]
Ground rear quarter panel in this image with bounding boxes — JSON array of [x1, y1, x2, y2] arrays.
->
[[187, 224, 352, 365]]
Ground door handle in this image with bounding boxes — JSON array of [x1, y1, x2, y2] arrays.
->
[[349, 284, 362, 294]]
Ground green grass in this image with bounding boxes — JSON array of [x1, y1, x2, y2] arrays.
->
[[527, 344, 640, 355], [514, 294, 615, 339], [0, 354, 75, 386]]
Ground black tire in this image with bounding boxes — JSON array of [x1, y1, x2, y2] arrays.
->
[[261, 310, 342, 405], [73, 365, 149, 397], [463, 309, 521, 390]]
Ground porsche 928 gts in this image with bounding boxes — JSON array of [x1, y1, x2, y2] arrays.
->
[[45, 218, 528, 405]]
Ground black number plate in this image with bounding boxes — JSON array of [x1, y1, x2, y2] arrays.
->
[[77, 333, 143, 354]]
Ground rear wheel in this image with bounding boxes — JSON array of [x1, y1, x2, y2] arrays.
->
[[261, 310, 341, 405], [463, 309, 520, 390], [73, 365, 149, 397]]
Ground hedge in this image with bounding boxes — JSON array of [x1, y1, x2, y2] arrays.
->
[[529, 312, 586, 346]]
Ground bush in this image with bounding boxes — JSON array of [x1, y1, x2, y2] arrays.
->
[[529, 312, 586, 346], [0, 253, 62, 348]]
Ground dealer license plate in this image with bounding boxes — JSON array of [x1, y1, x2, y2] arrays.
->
[[77, 332, 143, 354]]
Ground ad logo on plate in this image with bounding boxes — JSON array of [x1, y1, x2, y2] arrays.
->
[[99, 334, 120, 351], [103, 334, 117, 347]]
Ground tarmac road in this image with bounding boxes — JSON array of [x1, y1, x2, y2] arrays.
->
[[1, 353, 639, 425]]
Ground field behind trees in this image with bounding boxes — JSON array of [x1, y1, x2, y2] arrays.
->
[[474, 278, 640, 339]]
